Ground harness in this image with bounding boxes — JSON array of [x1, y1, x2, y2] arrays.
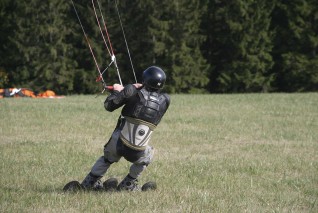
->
[[120, 117, 156, 151]]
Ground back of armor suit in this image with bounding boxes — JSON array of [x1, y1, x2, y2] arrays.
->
[[122, 88, 169, 125]]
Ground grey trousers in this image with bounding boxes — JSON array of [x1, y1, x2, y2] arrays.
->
[[90, 130, 154, 179]]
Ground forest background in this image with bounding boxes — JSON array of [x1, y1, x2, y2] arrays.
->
[[0, 0, 317, 94]]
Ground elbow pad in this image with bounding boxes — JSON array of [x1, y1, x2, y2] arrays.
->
[[122, 84, 137, 98], [105, 84, 137, 109], [104, 91, 120, 111], [114, 84, 136, 104]]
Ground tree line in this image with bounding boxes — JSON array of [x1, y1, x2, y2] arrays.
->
[[0, 0, 317, 94]]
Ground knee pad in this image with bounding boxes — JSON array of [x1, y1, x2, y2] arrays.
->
[[104, 157, 114, 165]]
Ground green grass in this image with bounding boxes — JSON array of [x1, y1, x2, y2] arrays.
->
[[0, 93, 317, 212]]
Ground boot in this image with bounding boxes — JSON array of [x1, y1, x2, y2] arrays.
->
[[81, 172, 103, 191], [117, 174, 140, 191]]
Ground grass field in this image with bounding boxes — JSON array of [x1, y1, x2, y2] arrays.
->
[[0, 93, 317, 212]]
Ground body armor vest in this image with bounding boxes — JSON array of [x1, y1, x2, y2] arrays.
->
[[133, 89, 162, 124], [119, 88, 168, 150]]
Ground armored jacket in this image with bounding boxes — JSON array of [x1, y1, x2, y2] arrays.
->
[[104, 84, 170, 150]]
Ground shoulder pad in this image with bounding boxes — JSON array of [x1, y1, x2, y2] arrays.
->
[[161, 93, 170, 107]]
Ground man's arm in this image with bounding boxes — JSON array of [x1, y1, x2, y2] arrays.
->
[[104, 83, 142, 112]]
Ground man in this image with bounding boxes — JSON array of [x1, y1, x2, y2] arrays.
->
[[79, 66, 170, 191]]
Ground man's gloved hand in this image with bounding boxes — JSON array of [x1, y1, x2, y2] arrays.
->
[[113, 84, 124, 92], [133, 83, 143, 89], [113, 83, 142, 92]]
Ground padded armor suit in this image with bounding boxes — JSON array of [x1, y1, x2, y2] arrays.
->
[[81, 84, 170, 190]]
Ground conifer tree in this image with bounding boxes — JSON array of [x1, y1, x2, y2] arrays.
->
[[0, 0, 17, 88], [4, 0, 77, 93], [272, 0, 318, 91], [203, 0, 276, 92], [149, 0, 210, 93], [2, 0, 316, 93]]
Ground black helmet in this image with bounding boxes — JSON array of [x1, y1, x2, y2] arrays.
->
[[142, 66, 166, 90]]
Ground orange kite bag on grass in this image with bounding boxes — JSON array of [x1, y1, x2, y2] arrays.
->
[[0, 88, 64, 98]]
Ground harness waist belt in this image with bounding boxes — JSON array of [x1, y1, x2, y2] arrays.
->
[[120, 117, 156, 151]]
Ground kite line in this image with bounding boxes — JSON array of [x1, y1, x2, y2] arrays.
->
[[71, 0, 137, 93]]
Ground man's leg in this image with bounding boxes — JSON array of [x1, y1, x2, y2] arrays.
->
[[118, 146, 154, 191], [81, 156, 112, 190], [82, 130, 121, 189]]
